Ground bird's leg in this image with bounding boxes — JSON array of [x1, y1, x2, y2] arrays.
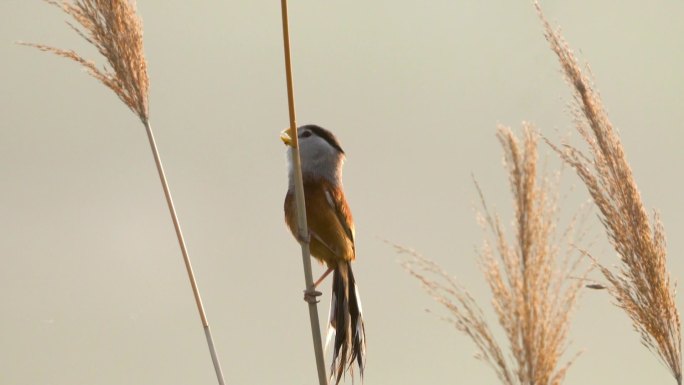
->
[[298, 229, 337, 304], [303, 268, 334, 304], [313, 267, 334, 288], [295, 230, 320, 303]]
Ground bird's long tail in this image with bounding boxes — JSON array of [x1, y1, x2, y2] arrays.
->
[[328, 261, 366, 384]]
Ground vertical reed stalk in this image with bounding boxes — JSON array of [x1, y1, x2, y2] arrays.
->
[[23, 1, 226, 384], [279, 1, 328, 384]]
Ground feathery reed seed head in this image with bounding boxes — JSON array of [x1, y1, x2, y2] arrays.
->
[[536, 2, 682, 383], [403, 125, 584, 385], [23, 0, 149, 122]]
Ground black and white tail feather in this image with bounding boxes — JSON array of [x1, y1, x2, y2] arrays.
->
[[326, 261, 366, 384]]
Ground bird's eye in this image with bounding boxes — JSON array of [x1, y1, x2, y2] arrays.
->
[[301, 131, 312, 138]]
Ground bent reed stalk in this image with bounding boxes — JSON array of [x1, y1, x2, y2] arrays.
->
[[23, 1, 226, 384], [536, 3, 682, 383], [402, 125, 585, 385]]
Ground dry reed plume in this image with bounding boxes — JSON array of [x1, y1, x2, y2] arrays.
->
[[23, 1, 226, 384], [536, 3, 682, 383], [22, 0, 149, 123], [402, 124, 584, 385]]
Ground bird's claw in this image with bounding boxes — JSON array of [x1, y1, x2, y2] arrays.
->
[[303, 288, 322, 304]]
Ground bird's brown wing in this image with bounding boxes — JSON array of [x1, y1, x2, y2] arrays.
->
[[322, 181, 355, 257], [285, 180, 356, 265]]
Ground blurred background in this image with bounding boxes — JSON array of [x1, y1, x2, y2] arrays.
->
[[1, 1, 683, 384]]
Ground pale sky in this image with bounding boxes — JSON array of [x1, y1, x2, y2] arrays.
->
[[2, 1, 684, 385]]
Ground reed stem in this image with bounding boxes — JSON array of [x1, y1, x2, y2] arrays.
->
[[142, 119, 226, 385], [279, 1, 328, 384]]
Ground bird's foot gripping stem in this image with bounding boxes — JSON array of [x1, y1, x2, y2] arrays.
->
[[303, 287, 323, 304]]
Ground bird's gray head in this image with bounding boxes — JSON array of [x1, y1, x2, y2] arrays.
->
[[285, 124, 345, 187]]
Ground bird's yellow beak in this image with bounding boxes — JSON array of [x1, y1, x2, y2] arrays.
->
[[280, 128, 293, 146]]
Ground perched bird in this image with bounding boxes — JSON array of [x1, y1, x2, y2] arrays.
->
[[281, 124, 366, 384]]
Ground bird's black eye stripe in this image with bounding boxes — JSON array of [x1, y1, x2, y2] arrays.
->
[[301, 131, 312, 138]]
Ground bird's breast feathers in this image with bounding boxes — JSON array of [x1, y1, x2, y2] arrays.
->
[[284, 178, 355, 265]]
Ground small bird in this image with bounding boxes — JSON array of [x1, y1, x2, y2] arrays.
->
[[281, 124, 366, 384]]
